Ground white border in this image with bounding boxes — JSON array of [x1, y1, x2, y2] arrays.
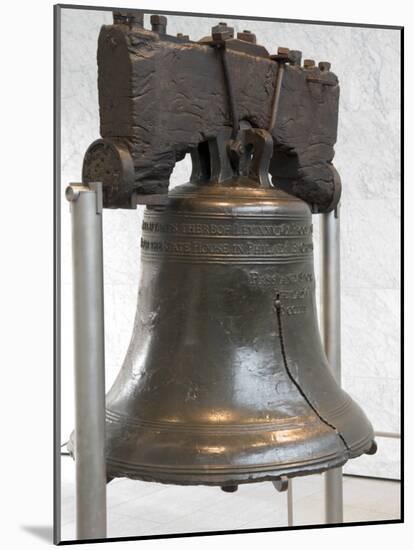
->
[[0, 0, 409, 548]]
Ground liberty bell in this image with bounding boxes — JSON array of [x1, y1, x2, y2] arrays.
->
[[100, 127, 376, 487], [72, 12, 376, 490]]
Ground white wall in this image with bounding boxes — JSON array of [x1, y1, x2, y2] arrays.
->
[[60, 8, 400, 478]]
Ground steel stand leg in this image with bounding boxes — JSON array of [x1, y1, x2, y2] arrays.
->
[[66, 182, 107, 539], [321, 206, 343, 524], [287, 479, 293, 526]]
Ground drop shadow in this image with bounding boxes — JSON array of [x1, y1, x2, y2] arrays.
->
[[21, 525, 53, 543]]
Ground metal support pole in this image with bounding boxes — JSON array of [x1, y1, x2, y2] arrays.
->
[[66, 182, 107, 539], [321, 206, 343, 524], [272, 477, 293, 526], [287, 479, 293, 526], [375, 431, 400, 440]]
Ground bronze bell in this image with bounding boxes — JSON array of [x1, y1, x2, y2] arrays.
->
[[87, 129, 376, 487]]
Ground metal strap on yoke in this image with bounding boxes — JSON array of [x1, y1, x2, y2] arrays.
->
[[217, 44, 240, 139], [268, 61, 285, 132]]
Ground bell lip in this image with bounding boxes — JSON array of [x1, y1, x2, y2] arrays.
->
[[105, 432, 375, 483], [102, 424, 375, 485], [347, 433, 377, 458], [67, 436, 376, 486], [67, 430, 375, 463], [105, 451, 348, 486]]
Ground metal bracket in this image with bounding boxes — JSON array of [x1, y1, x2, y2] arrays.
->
[[66, 182, 103, 215], [190, 127, 273, 189]]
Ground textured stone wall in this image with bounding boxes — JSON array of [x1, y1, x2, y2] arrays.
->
[[60, 8, 400, 478]]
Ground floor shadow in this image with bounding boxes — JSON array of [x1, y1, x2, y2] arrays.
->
[[21, 525, 53, 543]]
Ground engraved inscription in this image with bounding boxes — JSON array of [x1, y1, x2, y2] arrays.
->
[[277, 287, 312, 300], [248, 271, 314, 288], [141, 238, 313, 256], [279, 304, 308, 316], [247, 271, 313, 316], [142, 220, 312, 237]]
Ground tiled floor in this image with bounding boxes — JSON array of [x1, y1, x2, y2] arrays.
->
[[60, 459, 401, 541]]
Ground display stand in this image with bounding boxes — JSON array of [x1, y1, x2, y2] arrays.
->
[[66, 182, 107, 539], [321, 207, 343, 524]]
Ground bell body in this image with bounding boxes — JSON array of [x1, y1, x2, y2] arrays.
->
[[105, 180, 375, 485]]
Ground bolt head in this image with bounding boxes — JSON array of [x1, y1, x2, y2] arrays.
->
[[304, 59, 316, 69], [288, 50, 302, 66], [237, 30, 256, 43], [65, 186, 80, 202], [113, 11, 127, 24], [277, 46, 290, 56], [113, 11, 143, 27], [318, 61, 331, 71], [150, 14, 167, 34], [150, 14, 167, 25], [212, 22, 234, 41]]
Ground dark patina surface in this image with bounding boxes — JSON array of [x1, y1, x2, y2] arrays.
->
[[94, 129, 374, 486]]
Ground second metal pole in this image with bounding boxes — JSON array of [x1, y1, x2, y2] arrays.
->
[[67, 182, 107, 539], [321, 206, 343, 524], [287, 479, 293, 526]]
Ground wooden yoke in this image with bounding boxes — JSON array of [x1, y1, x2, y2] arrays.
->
[[83, 11, 341, 212]]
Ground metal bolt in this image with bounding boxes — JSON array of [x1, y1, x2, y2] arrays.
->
[[212, 22, 234, 41], [150, 14, 167, 34], [304, 59, 316, 69], [130, 15, 144, 28], [318, 61, 331, 72], [273, 477, 289, 492], [113, 11, 126, 24], [221, 485, 238, 493], [113, 11, 143, 28], [65, 186, 80, 202], [237, 30, 256, 44], [277, 46, 290, 56], [288, 50, 302, 66]]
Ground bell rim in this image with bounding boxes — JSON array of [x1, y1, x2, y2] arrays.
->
[[105, 451, 348, 486], [103, 433, 375, 485]]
